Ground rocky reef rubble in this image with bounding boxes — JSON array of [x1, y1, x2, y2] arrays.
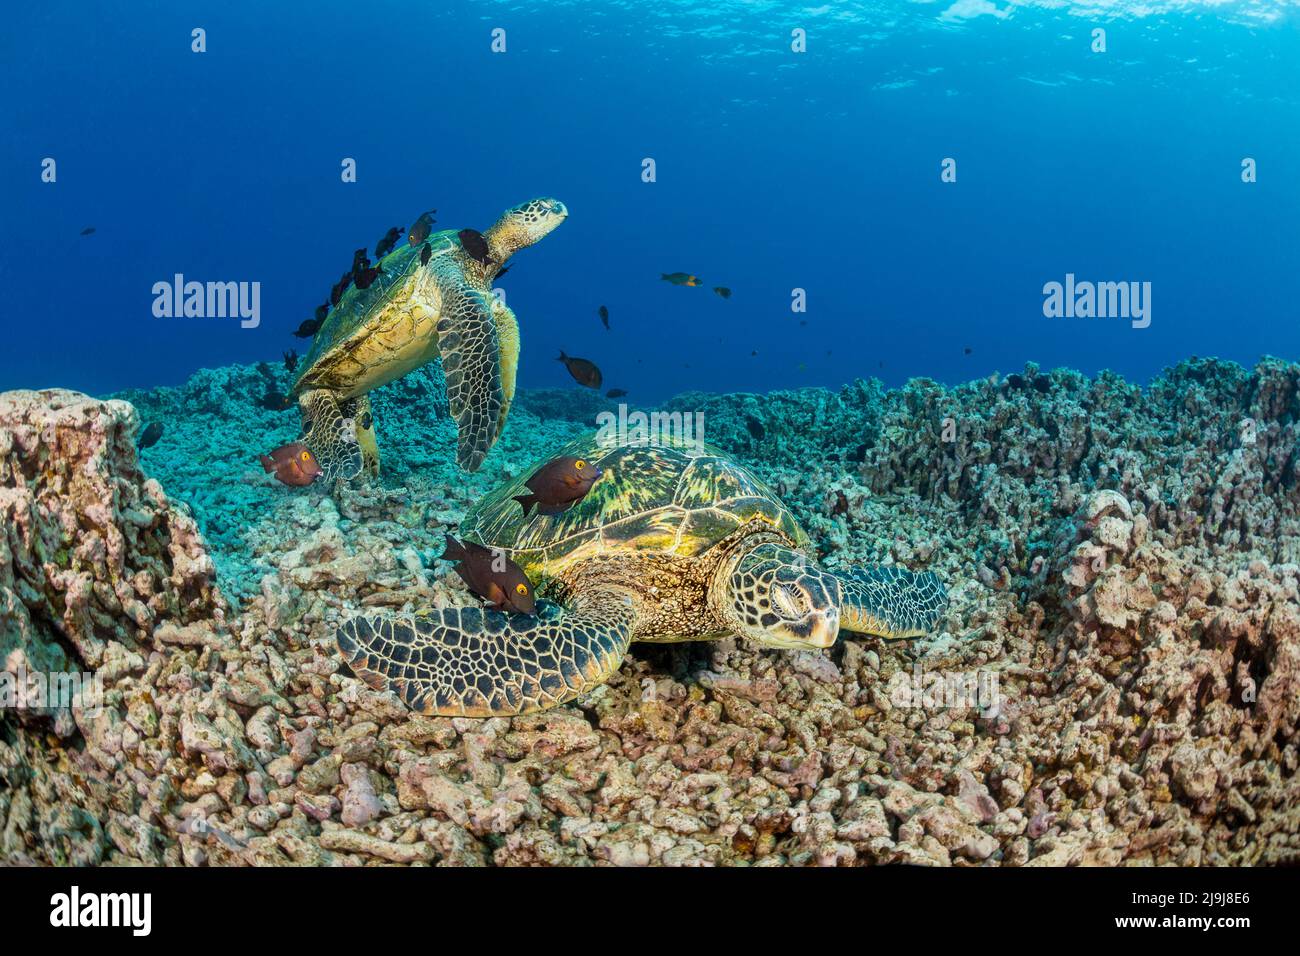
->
[[0, 390, 225, 725], [1, 356, 1297, 866]]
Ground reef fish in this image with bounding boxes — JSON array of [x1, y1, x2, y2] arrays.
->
[[557, 351, 602, 389], [330, 273, 352, 305], [260, 443, 322, 487], [513, 455, 604, 517], [458, 228, 491, 264], [375, 226, 403, 259], [259, 389, 293, 411], [79, 226, 96, 236], [605, 388, 627, 398], [283, 349, 299, 373], [598, 305, 609, 329], [293, 318, 322, 338], [138, 422, 163, 449], [441, 534, 536, 614], [408, 211, 436, 246], [713, 286, 731, 299], [420, 243, 432, 266], [353, 263, 382, 290], [661, 272, 702, 287]]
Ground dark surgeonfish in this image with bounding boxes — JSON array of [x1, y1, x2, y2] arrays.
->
[[661, 272, 701, 286], [494, 265, 511, 279], [330, 271, 353, 305], [138, 421, 164, 449], [260, 443, 322, 487], [513, 455, 604, 517], [605, 388, 627, 398], [458, 228, 491, 264], [598, 305, 609, 329], [557, 351, 602, 389], [441, 534, 536, 614], [315, 304, 330, 322], [259, 388, 293, 411], [283, 349, 299, 373], [408, 210, 436, 246], [351, 248, 370, 273], [420, 243, 432, 265], [80, 226, 96, 236], [293, 318, 322, 338], [375, 226, 403, 259], [353, 263, 382, 289], [713, 286, 731, 299]]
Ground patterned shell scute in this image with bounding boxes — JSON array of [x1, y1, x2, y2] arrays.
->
[[462, 432, 808, 581], [293, 231, 456, 387]]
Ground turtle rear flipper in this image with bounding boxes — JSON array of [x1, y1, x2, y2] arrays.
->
[[834, 566, 947, 639], [335, 590, 636, 717], [298, 389, 363, 482], [437, 284, 505, 472]]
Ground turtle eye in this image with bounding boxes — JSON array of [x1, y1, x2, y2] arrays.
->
[[575, 460, 587, 471], [514, 583, 529, 596], [772, 583, 806, 618]]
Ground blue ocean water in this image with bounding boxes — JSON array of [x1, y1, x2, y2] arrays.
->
[[2, 1, 1297, 402]]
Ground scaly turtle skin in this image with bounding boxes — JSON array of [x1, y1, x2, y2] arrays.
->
[[335, 433, 948, 717], [290, 198, 568, 479]]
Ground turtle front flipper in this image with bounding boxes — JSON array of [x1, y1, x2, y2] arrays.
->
[[334, 588, 637, 717], [491, 296, 520, 447], [436, 283, 505, 472], [298, 389, 363, 482], [833, 566, 947, 639]]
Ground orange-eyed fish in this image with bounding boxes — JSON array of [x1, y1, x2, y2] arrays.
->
[[260, 443, 322, 487], [513, 455, 604, 517], [441, 535, 536, 614]]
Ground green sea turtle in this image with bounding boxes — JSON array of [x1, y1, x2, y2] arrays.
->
[[288, 198, 568, 479], [335, 433, 947, 717]]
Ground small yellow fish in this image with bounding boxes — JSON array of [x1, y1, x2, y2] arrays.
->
[[661, 272, 702, 287]]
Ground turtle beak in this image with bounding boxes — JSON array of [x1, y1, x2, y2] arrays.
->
[[550, 200, 568, 218], [773, 582, 839, 649], [792, 607, 839, 649]]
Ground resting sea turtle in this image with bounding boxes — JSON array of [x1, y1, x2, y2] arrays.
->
[[289, 197, 568, 479], [335, 433, 948, 717]]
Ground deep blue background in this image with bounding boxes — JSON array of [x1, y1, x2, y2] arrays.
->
[[2, 1, 1297, 401]]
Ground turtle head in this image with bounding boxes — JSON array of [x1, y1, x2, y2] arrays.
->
[[485, 198, 568, 262], [711, 540, 841, 650]]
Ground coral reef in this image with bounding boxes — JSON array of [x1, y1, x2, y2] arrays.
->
[[0, 389, 225, 688], [1, 356, 1297, 866]]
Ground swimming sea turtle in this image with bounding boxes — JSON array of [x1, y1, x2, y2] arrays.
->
[[335, 433, 947, 717], [289, 198, 568, 479]]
